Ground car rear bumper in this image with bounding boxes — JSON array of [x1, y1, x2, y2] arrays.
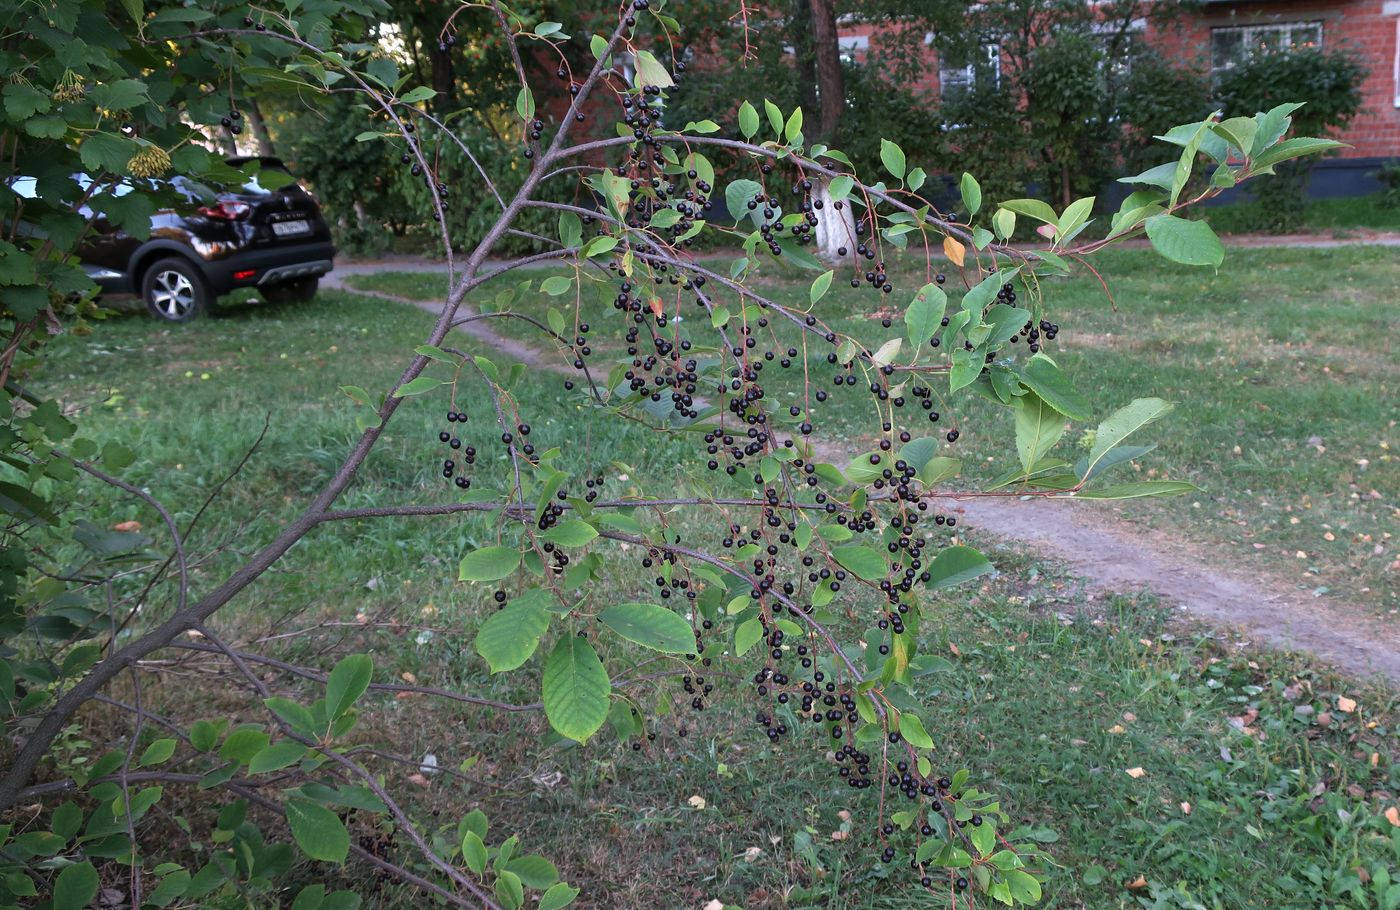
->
[[203, 241, 336, 294]]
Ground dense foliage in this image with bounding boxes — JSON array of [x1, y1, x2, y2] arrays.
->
[[0, 1, 1347, 908], [1216, 47, 1366, 232]]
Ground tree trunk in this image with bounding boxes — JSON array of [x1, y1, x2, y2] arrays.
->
[[812, 179, 856, 263], [791, 0, 819, 117], [244, 97, 276, 157], [809, 0, 844, 145]]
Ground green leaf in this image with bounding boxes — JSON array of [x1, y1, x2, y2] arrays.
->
[[286, 799, 349, 864], [992, 208, 1016, 240], [51, 801, 82, 840], [1005, 869, 1042, 903], [1252, 137, 1346, 172], [539, 883, 580, 910], [541, 520, 598, 547], [558, 212, 583, 249], [590, 34, 610, 61], [734, 617, 763, 656], [540, 275, 573, 296], [461, 831, 487, 874], [598, 603, 696, 654], [392, 376, 443, 398], [810, 270, 833, 305], [1017, 355, 1091, 421], [459, 545, 521, 582], [926, 546, 993, 590], [1144, 214, 1223, 268], [831, 546, 888, 581], [634, 50, 674, 88], [683, 119, 721, 134], [476, 596, 551, 673], [505, 855, 559, 889], [580, 235, 617, 258], [950, 348, 981, 393], [400, 86, 436, 104], [325, 654, 372, 721], [541, 636, 610, 743], [880, 139, 906, 180], [3, 82, 50, 119], [90, 78, 149, 112], [999, 199, 1058, 228], [738, 100, 759, 139], [764, 99, 784, 134], [79, 132, 137, 174], [248, 740, 307, 773], [137, 738, 177, 768], [784, 107, 804, 144], [52, 861, 98, 910], [515, 87, 535, 121], [898, 713, 934, 749], [1013, 392, 1066, 475], [1080, 397, 1173, 481], [828, 174, 854, 201], [904, 283, 947, 353], [1075, 481, 1196, 500], [959, 173, 982, 216]]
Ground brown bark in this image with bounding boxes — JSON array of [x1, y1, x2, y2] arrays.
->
[[791, 0, 819, 117], [809, 0, 844, 144], [244, 97, 276, 157]]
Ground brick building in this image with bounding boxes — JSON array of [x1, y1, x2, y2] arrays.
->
[[836, 1, 1399, 197]]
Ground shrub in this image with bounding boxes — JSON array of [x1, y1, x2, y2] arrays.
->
[[1216, 47, 1366, 231]]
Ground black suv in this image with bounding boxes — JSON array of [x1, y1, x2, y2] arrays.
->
[[13, 156, 334, 322]]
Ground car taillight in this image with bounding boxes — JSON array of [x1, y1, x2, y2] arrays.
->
[[197, 201, 251, 220]]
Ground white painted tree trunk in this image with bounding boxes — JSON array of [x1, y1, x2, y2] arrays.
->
[[812, 178, 855, 264]]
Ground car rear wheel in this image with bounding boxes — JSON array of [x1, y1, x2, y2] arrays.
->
[[142, 258, 210, 322], [259, 277, 319, 305]]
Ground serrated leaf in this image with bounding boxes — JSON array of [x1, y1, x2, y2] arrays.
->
[[542, 520, 598, 547], [599, 603, 696, 654], [1144, 214, 1223, 268], [476, 596, 551, 673], [326, 654, 372, 720], [1080, 397, 1173, 480], [459, 545, 521, 582], [1018, 355, 1090, 421], [541, 637, 610, 743], [960, 173, 982, 216], [286, 799, 349, 864], [898, 713, 934, 749], [634, 50, 674, 88], [738, 100, 759, 139], [880, 139, 906, 180], [831, 546, 888, 581], [926, 546, 992, 590], [539, 883, 580, 910], [1075, 480, 1196, 500]]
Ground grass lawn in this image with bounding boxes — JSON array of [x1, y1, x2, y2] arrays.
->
[[345, 244, 1398, 615], [1200, 194, 1400, 236], [40, 284, 1400, 909]]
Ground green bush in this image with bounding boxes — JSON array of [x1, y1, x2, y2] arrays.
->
[[1117, 49, 1214, 178], [1216, 47, 1366, 232]]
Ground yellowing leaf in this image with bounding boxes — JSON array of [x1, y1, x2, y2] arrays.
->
[[1337, 696, 1357, 713], [1125, 766, 1146, 779], [943, 235, 966, 267]]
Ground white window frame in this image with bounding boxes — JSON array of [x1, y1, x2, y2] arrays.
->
[[1209, 21, 1323, 82], [939, 41, 1000, 103]]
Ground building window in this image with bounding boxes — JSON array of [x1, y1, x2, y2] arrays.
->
[[1210, 21, 1322, 81], [939, 42, 1000, 104]]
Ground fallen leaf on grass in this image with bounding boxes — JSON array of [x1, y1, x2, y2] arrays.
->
[[830, 830, 849, 841], [1337, 696, 1357, 713], [1384, 806, 1400, 827], [407, 773, 430, 787], [112, 520, 142, 532], [704, 901, 725, 910], [1125, 767, 1146, 779], [1126, 875, 1148, 890], [688, 795, 707, 810], [1108, 724, 1126, 735], [948, 642, 961, 657], [1180, 801, 1191, 815], [741, 846, 762, 862]]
